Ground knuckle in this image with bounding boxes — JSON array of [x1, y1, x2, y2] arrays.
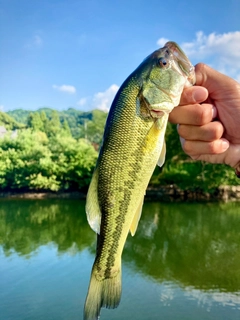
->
[[195, 63, 208, 86], [195, 62, 207, 73], [211, 122, 224, 140], [195, 105, 211, 125], [208, 141, 219, 154]]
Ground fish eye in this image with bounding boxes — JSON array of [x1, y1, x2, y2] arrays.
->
[[158, 57, 168, 68]]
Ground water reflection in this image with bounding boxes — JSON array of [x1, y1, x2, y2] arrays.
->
[[0, 199, 240, 319], [1, 200, 240, 292], [0, 199, 95, 257], [124, 202, 240, 292]]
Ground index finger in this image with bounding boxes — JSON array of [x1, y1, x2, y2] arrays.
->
[[169, 103, 216, 125]]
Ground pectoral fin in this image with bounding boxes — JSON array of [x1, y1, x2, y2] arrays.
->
[[86, 166, 101, 234], [155, 115, 168, 167], [157, 140, 166, 167], [130, 195, 145, 236]]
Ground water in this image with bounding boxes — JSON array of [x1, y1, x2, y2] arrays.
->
[[0, 199, 240, 320]]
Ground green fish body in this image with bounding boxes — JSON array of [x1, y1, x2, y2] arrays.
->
[[84, 41, 195, 320]]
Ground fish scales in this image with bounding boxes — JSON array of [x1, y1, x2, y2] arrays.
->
[[84, 41, 195, 320], [97, 83, 159, 271]]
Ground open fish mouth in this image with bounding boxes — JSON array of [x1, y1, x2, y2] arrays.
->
[[164, 41, 196, 86]]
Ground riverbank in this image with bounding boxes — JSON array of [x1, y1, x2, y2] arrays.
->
[[0, 185, 240, 202], [146, 185, 240, 202]]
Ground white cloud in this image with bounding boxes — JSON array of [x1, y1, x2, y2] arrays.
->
[[53, 84, 76, 94], [77, 98, 87, 106], [77, 84, 119, 111], [157, 37, 170, 47], [0, 105, 4, 112], [92, 84, 119, 111], [180, 31, 240, 79]]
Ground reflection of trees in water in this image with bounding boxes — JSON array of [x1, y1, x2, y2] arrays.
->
[[123, 202, 240, 292], [0, 199, 95, 257], [1, 199, 240, 292]]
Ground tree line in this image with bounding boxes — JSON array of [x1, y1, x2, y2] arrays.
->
[[0, 108, 238, 193]]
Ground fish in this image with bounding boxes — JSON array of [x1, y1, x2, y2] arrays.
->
[[84, 41, 195, 320]]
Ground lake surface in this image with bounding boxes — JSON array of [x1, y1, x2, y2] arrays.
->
[[0, 199, 240, 320]]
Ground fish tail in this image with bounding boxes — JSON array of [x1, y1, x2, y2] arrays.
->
[[84, 263, 122, 320]]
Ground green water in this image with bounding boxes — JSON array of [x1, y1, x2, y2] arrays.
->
[[0, 199, 240, 319]]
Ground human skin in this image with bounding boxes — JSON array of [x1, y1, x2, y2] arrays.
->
[[169, 63, 240, 170]]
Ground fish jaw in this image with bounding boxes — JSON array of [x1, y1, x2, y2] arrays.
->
[[164, 41, 196, 86], [142, 42, 195, 116]]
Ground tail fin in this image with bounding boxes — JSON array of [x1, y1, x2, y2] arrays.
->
[[84, 264, 122, 320]]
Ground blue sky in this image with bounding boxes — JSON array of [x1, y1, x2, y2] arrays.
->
[[0, 0, 240, 112]]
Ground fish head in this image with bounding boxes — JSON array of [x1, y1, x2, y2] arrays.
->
[[139, 41, 195, 118]]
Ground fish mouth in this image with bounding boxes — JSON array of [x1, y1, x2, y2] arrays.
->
[[164, 41, 196, 86], [150, 109, 165, 118], [150, 102, 174, 118]]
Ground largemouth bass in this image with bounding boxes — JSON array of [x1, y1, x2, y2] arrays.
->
[[84, 41, 195, 320]]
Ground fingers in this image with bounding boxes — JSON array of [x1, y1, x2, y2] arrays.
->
[[181, 141, 240, 169], [170, 62, 240, 167], [178, 121, 229, 157], [169, 103, 216, 125], [181, 138, 229, 158], [178, 121, 224, 142]]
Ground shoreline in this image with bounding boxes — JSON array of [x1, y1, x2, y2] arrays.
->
[[0, 185, 240, 202]]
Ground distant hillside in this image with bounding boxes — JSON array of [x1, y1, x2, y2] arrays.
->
[[0, 112, 26, 130], [7, 107, 104, 124], [6, 108, 108, 142]]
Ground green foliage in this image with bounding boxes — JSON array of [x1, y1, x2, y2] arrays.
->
[[80, 109, 107, 144], [7, 108, 108, 143], [0, 112, 25, 130], [27, 112, 44, 131], [0, 130, 97, 192], [1, 109, 239, 193]]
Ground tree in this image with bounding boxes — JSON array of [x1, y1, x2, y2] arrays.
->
[[27, 112, 44, 131], [45, 111, 61, 137], [61, 119, 72, 137], [0, 112, 25, 130]]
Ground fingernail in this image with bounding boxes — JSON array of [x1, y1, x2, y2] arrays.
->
[[192, 88, 205, 102], [221, 139, 229, 151], [180, 136, 185, 146], [212, 106, 217, 119]]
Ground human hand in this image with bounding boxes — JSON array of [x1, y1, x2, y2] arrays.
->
[[169, 63, 240, 170]]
